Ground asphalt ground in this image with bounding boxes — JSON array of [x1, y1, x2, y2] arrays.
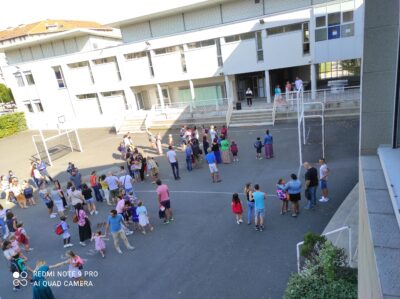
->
[[0, 118, 359, 299]]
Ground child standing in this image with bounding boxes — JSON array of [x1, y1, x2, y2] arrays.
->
[[230, 141, 239, 162], [58, 216, 73, 248], [22, 180, 36, 206], [146, 157, 159, 183], [254, 137, 263, 160], [82, 184, 98, 215], [15, 223, 33, 252], [136, 201, 154, 234], [276, 178, 289, 215], [91, 231, 106, 258], [231, 193, 243, 224]]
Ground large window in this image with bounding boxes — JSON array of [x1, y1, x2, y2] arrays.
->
[[315, 10, 354, 42], [23, 100, 33, 112], [52, 66, 66, 88], [147, 51, 154, 77], [266, 23, 302, 36], [154, 46, 179, 55], [256, 31, 263, 62], [318, 59, 361, 80], [92, 57, 115, 65], [32, 99, 44, 112], [124, 51, 147, 60], [24, 72, 35, 85], [14, 73, 24, 87], [216, 38, 223, 67], [68, 61, 89, 68]]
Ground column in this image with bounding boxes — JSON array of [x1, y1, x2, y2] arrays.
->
[[189, 79, 195, 107], [224, 75, 232, 102], [156, 83, 165, 111], [265, 70, 271, 103], [311, 64, 317, 100]]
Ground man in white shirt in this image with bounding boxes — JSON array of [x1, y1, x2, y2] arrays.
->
[[104, 172, 120, 203], [166, 146, 180, 180], [318, 158, 330, 202], [245, 87, 253, 106], [295, 77, 303, 92], [119, 173, 136, 199]]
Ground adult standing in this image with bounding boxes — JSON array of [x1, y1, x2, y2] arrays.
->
[[70, 169, 82, 190], [75, 203, 91, 246], [245, 87, 253, 106], [202, 135, 210, 156], [263, 129, 274, 159], [185, 142, 193, 171], [32, 164, 45, 188], [32, 260, 66, 299], [220, 125, 228, 139], [105, 209, 135, 254], [156, 133, 163, 155], [319, 158, 330, 202], [90, 171, 103, 202], [244, 183, 255, 225], [285, 80, 292, 100], [166, 146, 180, 180], [205, 149, 222, 183], [220, 136, 231, 164], [274, 85, 282, 102], [119, 172, 136, 198], [295, 77, 303, 93], [156, 179, 174, 223], [284, 174, 302, 217], [104, 172, 120, 203], [37, 159, 53, 182], [209, 126, 217, 143], [211, 138, 222, 164], [9, 178, 27, 209], [304, 162, 318, 209], [54, 180, 68, 208], [252, 184, 266, 231], [69, 186, 84, 210]]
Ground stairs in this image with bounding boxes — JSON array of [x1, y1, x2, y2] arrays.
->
[[229, 109, 274, 127], [118, 115, 146, 134]]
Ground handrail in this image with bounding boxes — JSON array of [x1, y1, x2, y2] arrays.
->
[[226, 99, 233, 127], [296, 226, 352, 273]]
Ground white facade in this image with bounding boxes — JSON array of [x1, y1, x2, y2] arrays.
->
[[1, 0, 364, 129]]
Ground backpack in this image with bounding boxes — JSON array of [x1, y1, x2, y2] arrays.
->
[[55, 223, 64, 235]]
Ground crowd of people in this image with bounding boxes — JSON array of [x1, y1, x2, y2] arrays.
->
[[0, 126, 330, 297]]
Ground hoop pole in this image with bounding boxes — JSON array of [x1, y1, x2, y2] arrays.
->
[[74, 128, 83, 152], [297, 92, 302, 166], [66, 130, 74, 152], [39, 129, 53, 166], [31, 135, 41, 160]]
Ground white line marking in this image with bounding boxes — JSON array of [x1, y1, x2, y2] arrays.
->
[[135, 190, 276, 197]]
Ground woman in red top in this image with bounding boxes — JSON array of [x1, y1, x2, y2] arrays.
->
[[90, 170, 104, 202], [231, 193, 243, 224]]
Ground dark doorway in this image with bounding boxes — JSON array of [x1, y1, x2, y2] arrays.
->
[[235, 71, 266, 102], [269, 65, 310, 95]]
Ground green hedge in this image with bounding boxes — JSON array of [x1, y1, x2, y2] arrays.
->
[[0, 112, 27, 138]]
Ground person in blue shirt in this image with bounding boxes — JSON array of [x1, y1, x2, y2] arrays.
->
[[185, 143, 193, 171], [263, 129, 274, 159], [284, 174, 302, 217], [105, 209, 135, 254], [252, 184, 266, 231], [205, 149, 221, 183]]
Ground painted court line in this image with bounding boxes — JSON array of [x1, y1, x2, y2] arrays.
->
[[136, 190, 276, 197]]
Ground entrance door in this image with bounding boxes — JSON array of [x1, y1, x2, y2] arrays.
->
[[236, 72, 266, 101], [135, 92, 145, 110]]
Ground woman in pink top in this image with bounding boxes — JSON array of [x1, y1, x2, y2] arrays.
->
[[75, 203, 92, 246]]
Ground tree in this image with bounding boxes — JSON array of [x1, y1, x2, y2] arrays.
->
[[0, 83, 14, 103]]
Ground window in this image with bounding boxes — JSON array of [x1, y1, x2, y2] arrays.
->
[[240, 32, 255, 40], [341, 23, 355, 38], [266, 23, 303, 36], [147, 51, 154, 77], [187, 39, 215, 49], [68, 61, 89, 68], [216, 38, 223, 67], [154, 46, 178, 55], [256, 31, 263, 62], [124, 51, 147, 60], [92, 57, 115, 64], [318, 59, 361, 80], [179, 45, 187, 73], [76, 93, 98, 100], [315, 28, 327, 41], [328, 12, 341, 26], [23, 100, 33, 112], [24, 72, 35, 85], [52, 66, 66, 88], [342, 11, 354, 23], [302, 22, 310, 55], [101, 90, 124, 97], [14, 73, 24, 87], [316, 16, 326, 28], [328, 26, 340, 40], [224, 35, 240, 43], [115, 59, 122, 81], [224, 32, 255, 43], [32, 99, 44, 112]]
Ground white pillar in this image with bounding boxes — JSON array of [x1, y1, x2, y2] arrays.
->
[[224, 75, 232, 102], [189, 80, 195, 106], [311, 64, 317, 100], [156, 84, 165, 111], [265, 70, 271, 103]]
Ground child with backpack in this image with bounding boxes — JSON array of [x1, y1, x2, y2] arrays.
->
[[276, 178, 289, 215], [230, 141, 239, 162], [231, 193, 243, 224], [56, 216, 73, 248], [91, 230, 106, 258], [254, 137, 263, 160]]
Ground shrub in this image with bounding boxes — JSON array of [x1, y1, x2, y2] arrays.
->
[[301, 232, 327, 261], [285, 238, 357, 299], [0, 112, 27, 138]]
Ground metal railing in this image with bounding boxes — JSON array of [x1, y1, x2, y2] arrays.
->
[[296, 226, 352, 273], [154, 98, 229, 114]]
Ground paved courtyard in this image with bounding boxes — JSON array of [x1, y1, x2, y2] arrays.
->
[[0, 118, 359, 299]]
